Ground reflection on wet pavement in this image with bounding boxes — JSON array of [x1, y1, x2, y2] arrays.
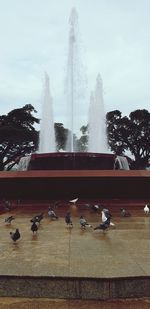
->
[[0, 202, 150, 278], [0, 297, 150, 309]]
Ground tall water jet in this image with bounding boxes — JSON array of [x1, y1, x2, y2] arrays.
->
[[65, 8, 87, 152], [39, 72, 56, 153], [88, 74, 108, 153], [18, 9, 130, 172]]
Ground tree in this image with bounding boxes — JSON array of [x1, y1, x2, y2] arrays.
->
[[127, 109, 150, 168], [107, 109, 150, 169], [106, 110, 128, 155], [76, 125, 88, 152], [54, 123, 69, 151], [0, 104, 39, 170]]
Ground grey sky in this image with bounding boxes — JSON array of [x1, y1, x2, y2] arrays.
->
[[0, 0, 150, 130]]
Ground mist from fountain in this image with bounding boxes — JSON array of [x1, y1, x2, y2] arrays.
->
[[88, 74, 108, 153], [65, 8, 87, 152], [18, 8, 129, 171], [38, 8, 108, 154], [38, 72, 56, 153]]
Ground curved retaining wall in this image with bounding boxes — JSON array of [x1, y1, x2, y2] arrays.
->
[[0, 170, 149, 199], [0, 276, 150, 300]]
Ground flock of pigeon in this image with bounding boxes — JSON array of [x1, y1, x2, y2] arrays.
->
[[4, 199, 150, 243]]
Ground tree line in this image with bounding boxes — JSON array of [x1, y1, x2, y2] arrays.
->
[[0, 104, 149, 170]]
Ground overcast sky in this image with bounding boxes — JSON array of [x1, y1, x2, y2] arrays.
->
[[0, 0, 150, 130]]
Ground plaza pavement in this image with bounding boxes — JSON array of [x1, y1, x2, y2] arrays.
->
[[0, 200, 150, 279]]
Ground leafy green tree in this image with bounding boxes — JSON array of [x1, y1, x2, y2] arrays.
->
[[54, 123, 69, 151], [106, 110, 127, 155], [107, 109, 150, 169], [55, 123, 80, 152], [127, 109, 150, 168], [0, 104, 39, 170], [76, 125, 88, 152]]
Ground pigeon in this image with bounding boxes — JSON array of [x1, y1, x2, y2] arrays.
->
[[65, 212, 73, 227], [120, 208, 131, 217], [69, 198, 78, 205], [53, 201, 60, 209], [144, 204, 149, 214], [4, 200, 11, 211], [31, 212, 44, 224], [94, 217, 110, 232], [79, 216, 92, 229], [101, 209, 115, 226], [84, 203, 93, 210], [31, 222, 38, 234], [85, 204, 101, 212], [92, 204, 101, 211], [48, 208, 58, 220], [5, 216, 15, 224], [10, 228, 21, 242]]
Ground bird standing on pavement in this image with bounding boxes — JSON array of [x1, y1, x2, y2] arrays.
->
[[65, 212, 73, 227], [94, 217, 110, 233], [79, 216, 92, 229], [85, 204, 101, 212], [31, 212, 44, 224], [48, 208, 58, 220], [120, 208, 131, 217], [144, 204, 149, 214], [31, 222, 38, 234], [5, 216, 15, 224], [101, 209, 115, 226], [69, 198, 78, 205], [10, 228, 21, 242]]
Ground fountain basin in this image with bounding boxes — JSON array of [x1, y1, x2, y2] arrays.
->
[[28, 152, 116, 170]]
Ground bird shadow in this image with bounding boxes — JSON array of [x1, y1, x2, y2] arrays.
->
[[79, 229, 86, 236], [31, 233, 38, 241], [79, 227, 93, 235], [92, 230, 110, 240], [5, 224, 14, 229], [65, 226, 73, 234], [11, 242, 20, 251]]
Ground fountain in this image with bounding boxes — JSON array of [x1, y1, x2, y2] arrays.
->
[[88, 74, 108, 153], [38, 72, 55, 153], [37, 8, 108, 155], [18, 8, 129, 171], [65, 8, 87, 152]]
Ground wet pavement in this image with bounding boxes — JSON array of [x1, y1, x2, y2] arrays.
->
[[0, 297, 150, 309], [0, 201, 150, 278]]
